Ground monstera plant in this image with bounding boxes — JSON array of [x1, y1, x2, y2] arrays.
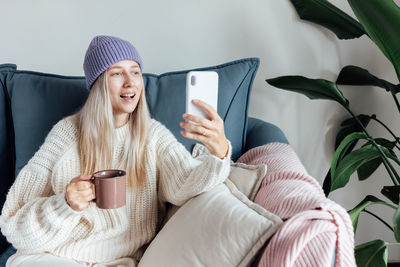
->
[[266, 0, 400, 266]]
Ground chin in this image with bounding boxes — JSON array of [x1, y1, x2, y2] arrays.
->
[[126, 105, 139, 114]]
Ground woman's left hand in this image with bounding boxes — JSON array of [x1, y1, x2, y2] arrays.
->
[[180, 99, 229, 159]]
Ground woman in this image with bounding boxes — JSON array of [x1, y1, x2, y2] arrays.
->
[[0, 35, 231, 267]]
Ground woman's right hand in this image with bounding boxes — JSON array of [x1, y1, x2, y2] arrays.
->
[[65, 174, 95, 212]]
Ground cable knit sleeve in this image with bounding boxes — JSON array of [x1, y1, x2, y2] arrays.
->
[[153, 120, 232, 206], [0, 118, 85, 253]]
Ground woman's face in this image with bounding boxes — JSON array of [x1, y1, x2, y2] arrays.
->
[[107, 60, 143, 123]]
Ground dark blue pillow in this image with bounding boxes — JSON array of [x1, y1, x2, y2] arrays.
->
[[5, 70, 89, 177]]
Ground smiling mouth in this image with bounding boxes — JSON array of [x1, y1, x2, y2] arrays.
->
[[120, 93, 136, 99]]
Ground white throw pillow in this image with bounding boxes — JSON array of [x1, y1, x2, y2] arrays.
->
[[192, 143, 267, 201], [138, 180, 282, 267], [229, 162, 266, 201]]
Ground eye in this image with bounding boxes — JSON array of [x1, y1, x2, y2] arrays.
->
[[132, 71, 140, 75], [111, 72, 121, 76]]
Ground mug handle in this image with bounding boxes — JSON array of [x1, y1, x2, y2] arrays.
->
[[90, 176, 96, 202]]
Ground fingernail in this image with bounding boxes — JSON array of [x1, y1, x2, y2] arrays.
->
[[179, 122, 183, 127], [193, 99, 199, 103]]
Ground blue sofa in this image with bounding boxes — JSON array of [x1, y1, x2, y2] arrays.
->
[[0, 58, 292, 265]]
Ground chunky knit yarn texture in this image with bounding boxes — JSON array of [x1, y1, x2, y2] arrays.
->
[[237, 143, 355, 267], [0, 116, 232, 264]]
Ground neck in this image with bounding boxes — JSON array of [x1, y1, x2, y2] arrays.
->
[[114, 113, 129, 128]]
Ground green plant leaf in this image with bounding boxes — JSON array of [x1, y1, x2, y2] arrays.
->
[[340, 114, 371, 127], [393, 202, 400, 242], [355, 239, 389, 267], [330, 132, 368, 188], [348, 0, 400, 82], [332, 144, 398, 191], [322, 170, 331, 196], [381, 143, 400, 166], [348, 195, 394, 233], [336, 65, 400, 94], [266, 76, 349, 107], [357, 158, 382, 181], [335, 114, 371, 149], [381, 186, 400, 205], [357, 138, 397, 180], [373, 138, 398, 150], [332, 144, 379, 191], [289, 0, 366, 39]]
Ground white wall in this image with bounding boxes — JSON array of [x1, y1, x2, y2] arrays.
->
[[1, 0, 400, 260]]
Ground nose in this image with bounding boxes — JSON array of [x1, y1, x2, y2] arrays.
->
[[124, 74, 134, 87]]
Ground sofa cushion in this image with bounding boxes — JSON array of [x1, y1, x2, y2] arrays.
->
[[0, 64, 17, 254], [5, 70, 89, 178], [0, 246, 16, 266], [138, 180, 282, 267], [3, 58, 259, 179], [0, 65, 15, 197], [245, 117, 289, 153]]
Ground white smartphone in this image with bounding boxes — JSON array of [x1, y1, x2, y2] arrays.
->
[[185, 71, 218, 120]]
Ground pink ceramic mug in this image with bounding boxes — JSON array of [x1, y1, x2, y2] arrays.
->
[[92, 169, 126, 209]]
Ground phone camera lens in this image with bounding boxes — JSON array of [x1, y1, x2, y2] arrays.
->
[[191, 75, 196, 86]]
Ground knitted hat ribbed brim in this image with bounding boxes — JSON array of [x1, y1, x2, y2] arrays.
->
[[83, 35, 143, 90]]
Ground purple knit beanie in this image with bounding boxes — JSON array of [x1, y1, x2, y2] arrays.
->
[[83, 35, 143, 89]]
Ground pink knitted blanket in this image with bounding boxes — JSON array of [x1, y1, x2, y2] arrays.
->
[[237, 143, 356, 267]]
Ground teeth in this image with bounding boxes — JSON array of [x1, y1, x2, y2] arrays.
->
[[121, 94, 135, 97]]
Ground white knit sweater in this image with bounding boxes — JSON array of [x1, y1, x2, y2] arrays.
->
[[0, 116, 232, 264]]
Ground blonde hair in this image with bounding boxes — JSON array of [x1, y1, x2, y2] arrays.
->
[[76, 71, 151, 190]]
